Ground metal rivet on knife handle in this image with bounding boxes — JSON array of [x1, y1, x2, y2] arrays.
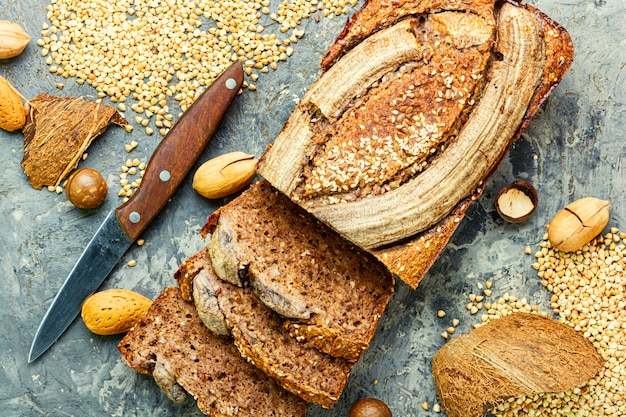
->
[[226, 78, 237, 90], [129, 212, 141, 224], [159, 170, 171, 182]]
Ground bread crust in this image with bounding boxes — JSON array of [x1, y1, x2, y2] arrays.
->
[[372, 2, 575, 288]]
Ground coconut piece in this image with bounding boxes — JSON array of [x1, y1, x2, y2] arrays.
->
[[431, 313, 604, 417], [21, 93, 128, 190]]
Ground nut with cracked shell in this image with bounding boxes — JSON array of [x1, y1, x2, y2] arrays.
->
[[495, 180, 538, 223], [192, 151, 257, 199], [548, 197, 610, 252]]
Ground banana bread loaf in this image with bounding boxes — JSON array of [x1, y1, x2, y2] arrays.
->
[[200, 180, 394, 361], [257, 0, 575, 289], [175, 249, 356, 408], [117, 287, 307, 417]]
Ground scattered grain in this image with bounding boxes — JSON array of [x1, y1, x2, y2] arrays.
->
[[38, 0, 358, 137]]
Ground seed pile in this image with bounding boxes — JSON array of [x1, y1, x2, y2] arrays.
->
[[483, 228, 626, 416], [38, 0, 358, 136]]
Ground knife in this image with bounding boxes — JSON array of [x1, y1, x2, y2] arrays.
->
[[28, 61, 244, 363]]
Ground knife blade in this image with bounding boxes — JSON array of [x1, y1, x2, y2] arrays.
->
[[28, 61, 244, 363]]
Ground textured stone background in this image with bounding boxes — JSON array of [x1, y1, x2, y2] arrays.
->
[[1, 1, 624, 416]]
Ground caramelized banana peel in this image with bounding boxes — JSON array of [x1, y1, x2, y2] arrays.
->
[[259, 3, 545, 249]]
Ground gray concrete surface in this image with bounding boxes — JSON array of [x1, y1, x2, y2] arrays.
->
[[1, 0, 624, 416]]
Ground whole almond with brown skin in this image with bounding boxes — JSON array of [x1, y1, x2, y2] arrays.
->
[[0, 20, 31, 59], [192, 151, 257, 199], [81, 289, 152, 336], [0, 75, 26, 132], [548, 197, 611, 252]]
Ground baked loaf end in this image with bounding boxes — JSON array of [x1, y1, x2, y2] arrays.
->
[[201, 180, 394, 362], [117, 287, 307, 417], [176, 251, 356, 409]]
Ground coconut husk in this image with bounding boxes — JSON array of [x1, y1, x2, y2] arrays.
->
[[431, 312, 604, 417], [21, 94, 128, 189]]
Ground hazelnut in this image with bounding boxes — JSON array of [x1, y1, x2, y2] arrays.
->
[[66, 168, 108, 209], [494, 180, 538, 223], [348, 398, 392, 417]]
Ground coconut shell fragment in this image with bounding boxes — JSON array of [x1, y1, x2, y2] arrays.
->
[[431, 313, 603, 417], [21, 94, 128, 189]]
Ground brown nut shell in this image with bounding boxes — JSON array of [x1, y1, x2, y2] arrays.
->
[[0, 75, 26, 131], [494, 180, 538, 223], [66, 168, 108, 209], [348, 398, 392, 417], [548, 197, 611, 252]]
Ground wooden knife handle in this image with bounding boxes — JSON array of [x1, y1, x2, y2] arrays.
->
[[115, 61, 244, 241]]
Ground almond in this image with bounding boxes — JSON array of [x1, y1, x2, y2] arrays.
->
[[0, 20, 31, 59], [192, 151, 258, 199], [548, 197, 611, 252], [81, 289, 152, 336], [0, 75, 26, 132]]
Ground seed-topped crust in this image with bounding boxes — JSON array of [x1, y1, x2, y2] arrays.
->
[[260, 3, 545, 249], [294, 13, 494, 204]]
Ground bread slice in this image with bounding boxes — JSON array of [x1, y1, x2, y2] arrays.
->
[[175, 249, 356, 408], [200, 180, 394, 361], [117, 287, 307, 417]]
